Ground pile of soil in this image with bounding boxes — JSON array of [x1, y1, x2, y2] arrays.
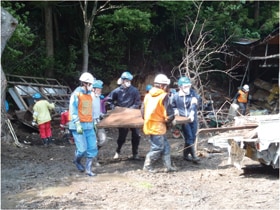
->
[[1, 122, 279, 209]]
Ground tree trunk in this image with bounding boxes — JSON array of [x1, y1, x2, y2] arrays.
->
[[82, 25, 90, 72], [44, 3, 54, 77], [1, 7, 18, 142]]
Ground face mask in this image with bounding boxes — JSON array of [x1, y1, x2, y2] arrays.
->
[[85, 83, 92, 92], [124, 81, 131, 88], [95, 93, 101, 97], [182, 87, 190, 95]]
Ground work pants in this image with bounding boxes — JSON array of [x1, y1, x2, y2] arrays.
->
[[116, 128, 140, 155]]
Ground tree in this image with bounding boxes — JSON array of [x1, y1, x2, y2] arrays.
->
[[1, 7, 18, 142], [79, 0, 112, 72]]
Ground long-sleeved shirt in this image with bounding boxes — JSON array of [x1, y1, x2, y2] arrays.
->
[[33, 100, 55, 125]]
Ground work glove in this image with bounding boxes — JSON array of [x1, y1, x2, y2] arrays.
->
[[32, 121, 37, 126], [189, 111, 195, 122], [174, 109, 179, 116], [191, 97, 198, 105], [75, 122, 83, 134], [172, 119, 177, 126]]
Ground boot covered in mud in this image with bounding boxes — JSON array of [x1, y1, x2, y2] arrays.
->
[[163, 154, 177, 172], [42, 138, 48, 146], [143, 155, 157, 173], [85, 158, 96, 177], [73, 154, 85, 172], [190, 145, 200, 164], [183, 143, 192, 161]]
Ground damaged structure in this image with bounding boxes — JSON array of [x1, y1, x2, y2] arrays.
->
[[6, 74, 72, 128]]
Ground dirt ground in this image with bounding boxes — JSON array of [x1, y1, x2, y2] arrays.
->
[[1, 121, 279, 210]]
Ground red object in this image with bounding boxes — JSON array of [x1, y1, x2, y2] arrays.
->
[[38, 121, 52, 138], [60, 110, 69, 129]]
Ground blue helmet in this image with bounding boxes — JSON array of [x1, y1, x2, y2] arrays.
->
[[32, 93, 42, 99], [92, 80, 103, 89], [121, 71, 133, 81], [146, 84, 153, 92], [178, 76, 191, 87]]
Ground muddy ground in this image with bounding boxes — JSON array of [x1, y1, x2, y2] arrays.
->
[[1, 121, 279, 210]]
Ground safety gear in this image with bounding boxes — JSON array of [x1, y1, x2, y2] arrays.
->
[[124, 81, 131, 88], [243, 84, 249, 92], [42, 138, 48, 146], [32, 93, 42, 99], [79, 72, 95, 84], [174, 109, 179, 116], [237, 90, 249, 103], [154, 74, 170, 85], [143, 91, 168, 135], [73, 155, 85, 172], [171, 119, 177, 126], [146, 84, 153, 92], [163, 154, 177, 172], [182, 86, 190, 95], [92, 80, 103, 89], [191, 97, 198, 105], [189, 110, 195, 122], [178, 76, 191, 87], [190, 145, 200, 163], [75, 93, 93, 122], [75, 122, 83, 134], [121, 71, 133, 81], [183, 143, 192, 161], [32, 121, 37, 126], [117, 78, 122, 85], [143, 156, 157, 173], [85, 158, 96, 176]]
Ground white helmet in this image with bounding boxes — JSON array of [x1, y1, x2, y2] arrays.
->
[[243, 84, 249, 92], [154, 74, 170, 85], [79, 72, 95, 84]]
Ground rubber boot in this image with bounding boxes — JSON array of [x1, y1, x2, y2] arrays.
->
[[85, 158, 96, 177], [73, 155, 85, 172], [163, 154, 177, 172], [183, 144, 192, 161], [190, 145, 200, 164], [42, 138, 48, 146], [143, 155, 157, 173]]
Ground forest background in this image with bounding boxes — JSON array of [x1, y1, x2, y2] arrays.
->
[[1, 1, 279, 91]]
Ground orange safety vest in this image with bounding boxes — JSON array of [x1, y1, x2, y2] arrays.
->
[[77, 93, 93, 122], [143, 92, 167, 135], [237, 90, 248, 103]]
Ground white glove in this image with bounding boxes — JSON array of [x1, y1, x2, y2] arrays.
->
[[191, 97, 198, 105], [189, 111, 195, 122], [174, 109, 179, 116], [32, 121, 37, 126], [172, 119, 177, 126]]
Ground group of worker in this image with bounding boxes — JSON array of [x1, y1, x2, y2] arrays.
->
[[31, 71, 250, 176]]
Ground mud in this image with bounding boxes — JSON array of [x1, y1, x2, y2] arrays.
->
[[1, 122, 279, 209]]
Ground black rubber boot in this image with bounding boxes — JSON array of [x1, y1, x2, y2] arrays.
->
[[183, 144, 192, 161], [73, 155, 85, 172], [85, 158, 96, 177], [190, 145, 200, 164]]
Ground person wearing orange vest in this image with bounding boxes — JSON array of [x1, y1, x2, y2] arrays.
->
[[69, 72, 98, 177], [141, 74, 177, 173], [233, 84, 250, 115]]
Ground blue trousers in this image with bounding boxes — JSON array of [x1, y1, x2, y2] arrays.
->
[[182, 120, 198, 145], [72, 129, 98, 158], [146, 135, 170, 161]]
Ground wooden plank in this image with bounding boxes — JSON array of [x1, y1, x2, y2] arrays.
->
[[96, 107, 190, 128], [198, 124, 258, 134]]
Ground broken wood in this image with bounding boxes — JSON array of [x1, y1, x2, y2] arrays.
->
[[197, 124, 258, 134], [97, 107, 190, 129]]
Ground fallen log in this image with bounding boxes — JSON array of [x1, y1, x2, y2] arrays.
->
[[97, 107, 190, 128]]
